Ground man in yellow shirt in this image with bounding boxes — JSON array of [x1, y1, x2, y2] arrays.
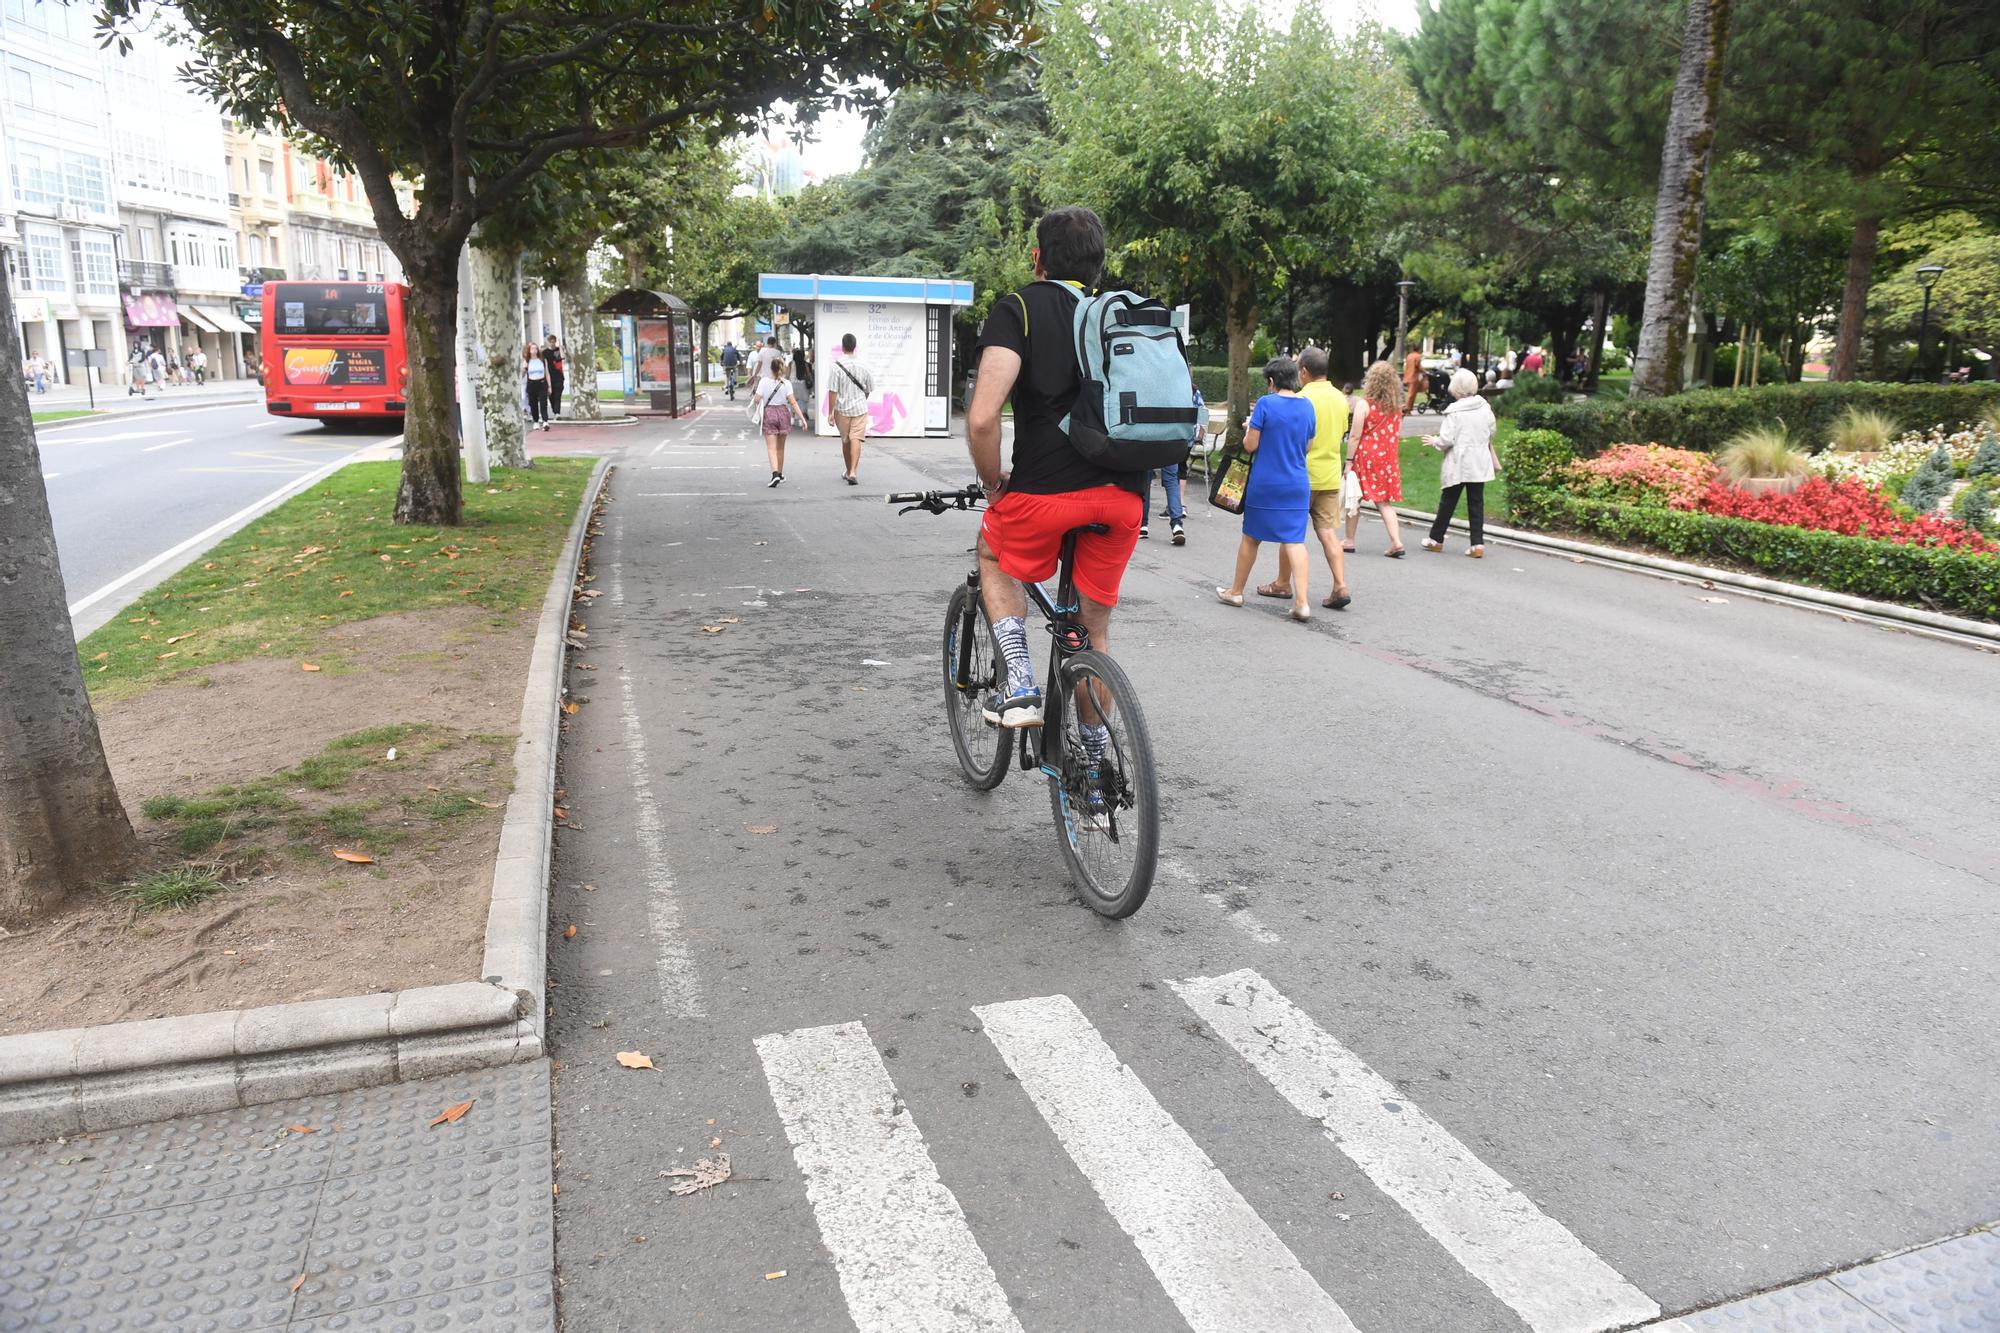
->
[[1258, 347, 1352, 608]]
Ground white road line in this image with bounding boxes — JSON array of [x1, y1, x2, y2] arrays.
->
[[635, 491, 748, 497], [1159, 858, 1281, 943], [1171, 969, 1660, 1333], [67, 437, 398, 629], [653, 465, 746, 470], [755, 1021, 1022, 1333], [140, 436, 194, 452], [38, 429, 176, 445], [974, 994, 1357, 1333], [608, 560, 705, 1018]]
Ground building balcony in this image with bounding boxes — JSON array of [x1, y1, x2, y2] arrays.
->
[[119, 260, 176, 292]]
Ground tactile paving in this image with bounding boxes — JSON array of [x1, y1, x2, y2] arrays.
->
[[287, 1273, 554, 1332], [1831, 1231, 2000, 1331]]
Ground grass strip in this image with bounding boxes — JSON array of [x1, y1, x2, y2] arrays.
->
[[33, 409, 101, 424], [78, 458, 595, 700]]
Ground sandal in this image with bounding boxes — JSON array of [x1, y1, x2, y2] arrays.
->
[[1215, 587, 1244, 607], [1255, 581, 1292, 599], [1385, 547, 1406, 558], [1322, 591, 1352, 610], [1288, 606, 1312, 623], [1421, 539, 1444, 553], [1341, 543, 1357, 553]]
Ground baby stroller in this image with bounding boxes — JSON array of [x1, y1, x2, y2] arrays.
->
[[1421, 367, 1454, 414]]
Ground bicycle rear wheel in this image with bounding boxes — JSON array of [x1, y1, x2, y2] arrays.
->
[[942, 582, 1010, 789], [1046, 650, 1159, 918]]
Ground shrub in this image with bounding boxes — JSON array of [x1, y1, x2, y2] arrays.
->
[[1516, 381, 2000, 456], [1971, 436, 2000, 479], [1717, 426, 1808, 482], [1695, 475, 1994, 551], [1828, 407, 1899, 454], [1953, 476, 2000, 537], [1502, 428, 1575, 489], [1898, 445, 1956, 514], [1512, 488, 2000, 620], [1598, 346, 1628, 372], [1562, 443, 1718, 508], [1190, 365, 1230, 403], [1710, 343, 1787, 386], [1495, 371, 1566, 417]]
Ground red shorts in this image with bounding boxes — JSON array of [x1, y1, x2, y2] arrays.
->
[[980, 485, 1143, 607]]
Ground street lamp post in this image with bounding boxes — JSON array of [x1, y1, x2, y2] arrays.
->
[[1914, 263, 1945, 382], [1394, 279, 1414, 363]]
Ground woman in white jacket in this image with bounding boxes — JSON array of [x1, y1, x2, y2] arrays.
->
[[1420, 368, 1500, 557]]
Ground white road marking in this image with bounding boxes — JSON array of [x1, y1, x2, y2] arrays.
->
[[608, 559, 704, 1018], [1172, 969, 1660, 1333], [140, 436, 195, 452], [1159, 858, 1281, 943], [653, 465, 746, 470], [38, 429, 176, 445], [635, 491, 748, 497], [756, 1021, 1022, 1333], [974, 994, 1358, 1333], [67, 437, 398, 631]]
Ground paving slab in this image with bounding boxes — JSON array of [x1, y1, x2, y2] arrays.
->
[[0, 1061, 552, 1333]]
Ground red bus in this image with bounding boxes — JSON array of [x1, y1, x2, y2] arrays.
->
[[260, 280, 409, 422]]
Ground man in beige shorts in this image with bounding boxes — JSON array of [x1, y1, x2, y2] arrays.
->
[[1259, 346, 1352, 609], [828, 332, 875, 485]]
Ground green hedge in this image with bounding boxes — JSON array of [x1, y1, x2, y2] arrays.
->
[[1709, 344, 1787, 388], [1508, 484, 2000, 620], [1191, 365, 1230, 402], [1517, 381, 2000, 457]]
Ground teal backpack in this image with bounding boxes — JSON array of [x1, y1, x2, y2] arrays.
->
[[1015, 282, 1200, 472]]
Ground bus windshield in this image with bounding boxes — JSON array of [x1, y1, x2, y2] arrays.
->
[[275, 284, 389, 337]]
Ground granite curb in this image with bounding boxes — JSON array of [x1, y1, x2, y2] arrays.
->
[[0, 457, 612, 1147], [1404, 505, 2000, 649]]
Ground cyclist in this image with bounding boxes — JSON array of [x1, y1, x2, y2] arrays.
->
[[965, 205, 1144, 744], [720, 340, 741, 400]]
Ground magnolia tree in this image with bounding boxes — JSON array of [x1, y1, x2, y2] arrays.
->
[[102, 0, 1036, 525], [1041, 0, 1434, 440]]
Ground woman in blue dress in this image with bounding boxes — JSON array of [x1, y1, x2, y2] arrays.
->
[[1216, 356, 1317, 622]]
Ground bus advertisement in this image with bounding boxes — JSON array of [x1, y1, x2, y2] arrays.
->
[[260, 281, 409, 422]]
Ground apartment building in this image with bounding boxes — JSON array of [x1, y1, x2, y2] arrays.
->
[[1, 0, 127, 386]]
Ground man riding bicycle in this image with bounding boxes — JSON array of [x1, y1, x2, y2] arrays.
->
[[966, 206, 1145, 742]]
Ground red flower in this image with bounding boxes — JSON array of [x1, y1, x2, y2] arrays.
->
[[1694, 476, 1997, 552]]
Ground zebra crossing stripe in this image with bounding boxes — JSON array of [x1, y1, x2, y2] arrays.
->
[[1172, 969, 1661, 1333], [755, 1021, 1024, 1333], [975, 994, 1361, 1333]]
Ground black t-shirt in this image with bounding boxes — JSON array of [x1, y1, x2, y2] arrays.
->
[[543, 344, 564, 376], [977, 281, 1141, 495]]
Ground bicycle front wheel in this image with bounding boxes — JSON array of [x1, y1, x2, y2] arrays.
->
[[1047, 650, 1159, 918], [942, 582, 1010, 790]]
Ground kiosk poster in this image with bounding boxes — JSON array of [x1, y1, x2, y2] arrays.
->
[[814, 300, 926, 438], [636, 321, 674, 390]]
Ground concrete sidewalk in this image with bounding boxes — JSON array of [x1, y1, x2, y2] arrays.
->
[[28, 378, 261, 418], [0, 1062, 553, 1332]]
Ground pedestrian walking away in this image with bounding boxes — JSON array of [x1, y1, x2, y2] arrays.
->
[[1422, 367, 1500, 558], [749, 334, 783, 401], [147, 347, 166, 394], [1345, 359, 1408, 557], [1402, 344, 1424, 414], [1254, 347, 1352, 609], [1142, 382, 1197, 544], [544, 335, 566, 418], [754, 367, 806, 486], [829, 332, 875, 485], [1215, 355, 1316, 623], [720, 339, 742, 399], [966, 204, 1144, 731], [524, 342, 551, 430]]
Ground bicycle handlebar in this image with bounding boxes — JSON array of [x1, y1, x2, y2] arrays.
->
[[885, 483, 985, 515]]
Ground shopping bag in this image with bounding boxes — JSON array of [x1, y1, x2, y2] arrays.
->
[[1208, 450, 1251, 514]]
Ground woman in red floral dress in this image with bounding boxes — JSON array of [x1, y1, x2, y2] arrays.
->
[[1343, 359, 1407, 556]]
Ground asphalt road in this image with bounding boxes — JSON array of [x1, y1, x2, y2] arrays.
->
[[545, 408, 1999, 1332], [35, 401, 398, 636]]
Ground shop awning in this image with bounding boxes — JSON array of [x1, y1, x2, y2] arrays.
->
[[123, 293, 177, 327], [179, 307, 221, 334], [196, 304, 255, 335]]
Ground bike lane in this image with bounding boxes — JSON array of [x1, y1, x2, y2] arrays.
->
[[545, 409, 2000, 1332]]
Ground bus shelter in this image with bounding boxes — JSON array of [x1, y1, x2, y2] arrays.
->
[[755, 274, 973, 438], [598, 288, 696, 416]]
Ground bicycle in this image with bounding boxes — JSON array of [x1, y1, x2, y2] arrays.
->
[[888, 484, 1160, 918]]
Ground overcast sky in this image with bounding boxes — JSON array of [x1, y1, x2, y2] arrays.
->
[[789, 0, 1424, 182]]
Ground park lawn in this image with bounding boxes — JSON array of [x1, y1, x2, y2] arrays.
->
[[33, 409, 100, 423], [1396, 418, 1515, 520], [1592, 370, 1632, 400], [78, 457, 596, 701]]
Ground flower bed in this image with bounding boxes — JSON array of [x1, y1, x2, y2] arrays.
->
[[1810, 425, 1987, 488], [1561, 443, 1718, 508], [1696, 476, 1996, 552]]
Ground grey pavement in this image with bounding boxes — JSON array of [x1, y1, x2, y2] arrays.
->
[[36, 402, 398, 636], [543, 406, 2000, 1331], [0, 1060, 553, 1332]]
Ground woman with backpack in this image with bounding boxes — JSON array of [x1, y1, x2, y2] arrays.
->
[[524, 342, 552, 430]]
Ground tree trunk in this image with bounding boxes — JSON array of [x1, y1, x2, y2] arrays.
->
[[1586, 291, 1607, 390], [1630, 0, 1731, 399], [472, 239, 528, 469], [1831, 211, 1879, 382], [1223, 267, 1258, 449], [0, 281, 141, 924], [395, 263, 464, 526], [554, 256, 601, 420]]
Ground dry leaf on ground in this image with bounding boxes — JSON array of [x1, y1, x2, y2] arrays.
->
[[331, 849, 375, 865], [616, 1050, 656, 1070], [428, 1099, 476, 1127], [289, 1273, 307, 1294], [552, 806, 569, 820], [745, 824, 776, 835], [284, 1125, 316, 1134], [300, 662, 322, 672], [469, 798, 503, 809], [765, 1270, 786, 1281], [561, 700, 580, 715], [700, 625, 725, 634], [564, 925, 577, 940], [662, 1153, 732, 1196]]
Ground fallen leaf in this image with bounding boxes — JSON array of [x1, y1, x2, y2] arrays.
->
[[469, 797, 502, 809], [55, 1155, 93, 1166], [553, 806, 569, 820], [285, 1125, 316, 1134], [155, 651, 179, 661], [428, 1099, 475, 1127], [289, 1273, 307, 1294], [91, 651, 108, 661], [166, 631, 197, 644], [564, 925, 578, 940], [662, 1152, 731, 1196], [561, 700, 580, 715], [1327, 1191, 1344, 1201], [615, 1050, 655, 1070], [332, 849, 375, 864], [745, 824, 776, 834], [379, 554, 392, 562], [708, 1136, 721, 1148], [719, 616, 740, 624], [301, 662, 321, 672], [700, 625, 725, 634], [339, 590, 354, 598], [764, 1270, 786, 1281]]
